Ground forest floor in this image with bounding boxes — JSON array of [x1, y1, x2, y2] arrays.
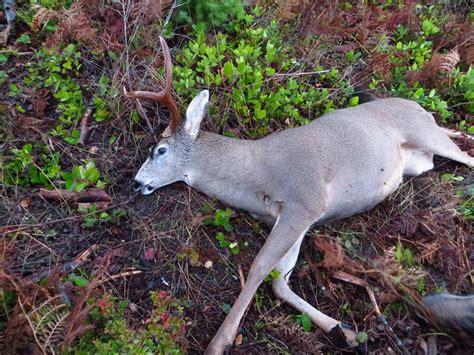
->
[[1, 1, 473, 354]]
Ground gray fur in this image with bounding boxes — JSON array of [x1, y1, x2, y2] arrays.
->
[[133, 93, 474, 354]]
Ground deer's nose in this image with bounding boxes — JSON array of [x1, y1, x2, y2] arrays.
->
[[133, 180, 143, 191]]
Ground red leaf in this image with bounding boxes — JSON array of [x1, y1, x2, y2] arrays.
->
[[144, 248, 155, 261]]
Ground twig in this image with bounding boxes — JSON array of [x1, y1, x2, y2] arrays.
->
[[78, 101, 95, 145], [100, 270, 143, 284], [135, 98, 154, 133], [237, 263, 245, 289], [332, 270, 410, 355], [272, 69, 330, 77]]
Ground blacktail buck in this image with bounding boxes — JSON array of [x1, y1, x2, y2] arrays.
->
[[126, 37, 474, 354]]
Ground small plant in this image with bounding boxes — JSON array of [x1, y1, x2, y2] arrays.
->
[[209, 208, 233, 231], [441, 173, 464, 183], [173, 11, 352, 137], [8, 83, 22, 97], [4, 143, 61, 187], [356, 331, 368, 344], [176, 247, 200, 266], [70, 291, 186, 354], [69, 272, 89, 287], [292, 313, 312, 332], [395, 241, 415, 268], [264, 269, 281, 283], [0, 290, 16, 331], [78, 204, 125, 228], [16, 33, 32, 45], [338, 303, 352, 315], [172, 0, 246, 30], [216, 232, 239, 255], [62, 161, 104, 192]]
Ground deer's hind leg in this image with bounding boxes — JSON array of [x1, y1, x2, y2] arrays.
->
[[272, 236, 358, 346], [408, 126, 474, 169]]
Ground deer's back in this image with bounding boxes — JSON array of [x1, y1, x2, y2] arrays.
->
[[257, 98, 434, 219]]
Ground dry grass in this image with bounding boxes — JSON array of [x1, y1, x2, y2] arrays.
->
[[1, 1, 473, 353]]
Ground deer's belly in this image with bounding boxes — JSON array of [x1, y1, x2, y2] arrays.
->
[[324, 152, 406, 221], [401, 146, 434, 176]]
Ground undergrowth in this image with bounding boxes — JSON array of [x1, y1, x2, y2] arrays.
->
[[0, 0, 473, 353], [70, 291, 186, 354]]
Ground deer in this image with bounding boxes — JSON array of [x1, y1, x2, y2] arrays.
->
[[125, 37, 474, 354]]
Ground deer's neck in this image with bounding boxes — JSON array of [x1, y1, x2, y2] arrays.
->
[[185, 132, 264, 211]]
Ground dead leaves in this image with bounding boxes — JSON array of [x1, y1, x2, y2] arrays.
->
[[313, 237, 362, 271], [31, 2, 98, 48], [31, 0, 173, 51], [28, 88, 50, 118], [0, 241, 130, 352]]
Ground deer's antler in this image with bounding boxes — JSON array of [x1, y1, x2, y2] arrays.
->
[[123, 37, 180, 137]]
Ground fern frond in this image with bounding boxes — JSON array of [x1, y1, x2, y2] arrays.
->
[[29, 300, 68, 352], [440, 48, 460, 73]]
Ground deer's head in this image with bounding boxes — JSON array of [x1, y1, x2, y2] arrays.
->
[[125, 37, 209, 195]]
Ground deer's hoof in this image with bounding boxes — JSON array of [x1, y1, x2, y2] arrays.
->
[[328, 324, 367, 354], [204, 337, 233, 355], [423, 293, 474, 336]]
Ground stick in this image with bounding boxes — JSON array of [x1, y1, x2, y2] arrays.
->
[[237, 263, 245, 289], [38, 188, 112, 203], [99, 270, 143, 284], [78, 100, 95, 145], [332, 270, 409, 355]]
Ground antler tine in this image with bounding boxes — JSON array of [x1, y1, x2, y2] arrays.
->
[[123, 36, 181, 136]]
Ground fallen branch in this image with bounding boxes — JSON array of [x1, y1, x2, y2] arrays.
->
[[78, 101, 95, 145], [38, 187, 111, 203]]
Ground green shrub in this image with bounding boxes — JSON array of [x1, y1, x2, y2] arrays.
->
[[70, 292, 186, 354], [172, 10, 352, 137], [173, 0, 246, 30]]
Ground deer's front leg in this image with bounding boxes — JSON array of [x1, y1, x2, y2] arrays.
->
[[205, 213, 315, 355]]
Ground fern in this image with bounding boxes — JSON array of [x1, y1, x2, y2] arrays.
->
[[29, 301, 69, 352]]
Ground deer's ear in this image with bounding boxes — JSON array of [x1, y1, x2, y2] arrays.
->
[[184, 90, 209, 137]]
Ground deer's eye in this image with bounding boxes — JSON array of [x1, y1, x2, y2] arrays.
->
[[157, 147, 167, 155]]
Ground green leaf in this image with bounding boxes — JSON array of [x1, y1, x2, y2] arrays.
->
[[413, 88, 424, 98], [223, 61, 234, 77], [70, 273, 89, 287], [356, 331, 368, 344], [441, 173, 464, 183], [72, 165, 82, 180], [85, 167, 100, 183], [229, 241, 239, 255], [467, 126, 474, 134], [75, 181, 89, 192], [265, 67, 276, 76], [0, 70, 7, 85], [298, 313, 312, 332], [349, 96, 359, 107], [395, 242, 403, 264], [16, 34, 31, 45], [255, 109, 266, 120]]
